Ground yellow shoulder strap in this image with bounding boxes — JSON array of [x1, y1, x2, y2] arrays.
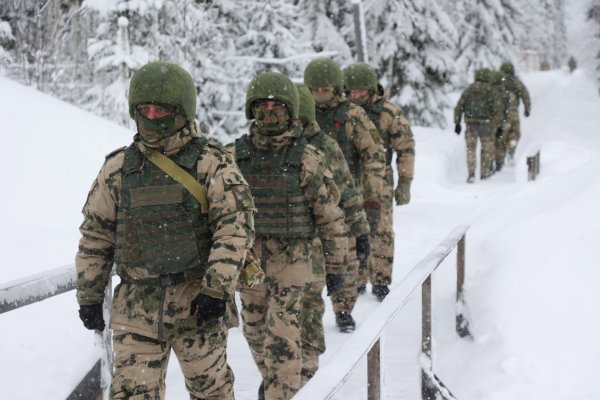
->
[[144, 150, 209, 213]]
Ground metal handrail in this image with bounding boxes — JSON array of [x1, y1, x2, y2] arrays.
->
[[294, 225, 471, 400]]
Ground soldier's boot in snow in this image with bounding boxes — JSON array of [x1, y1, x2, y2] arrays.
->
[[357, 283, 366, 295], [258, 380, 265, 400], [372, 284, 390, 302], [466, 173, 475, 184], [495, 162, 503, 172], [335, 311, 356, 333]]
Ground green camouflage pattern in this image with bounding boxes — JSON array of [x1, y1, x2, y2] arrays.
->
[[465, 123, 496, 178], [343, 62, 378, 92], [355, 94, 414, 286], [303, 57, 344, 94], [454, 73, 502, 127], [500, 68, 531, 158], [76, 122, 256, 336], [231, 123, 348, 400], [245, 71, 300, 120], [111, 330, 234, 399], [314, 95, 386, 205]]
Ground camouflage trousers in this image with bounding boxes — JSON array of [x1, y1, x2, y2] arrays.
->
[[502, 110, 521, 158], [301, 238, 326, 384], [240, 236, 312, 400], [465, 122, 495, 178], [110, 329, 233, 400], [359, 166, 394, 286], [330, 232, 360, 313]]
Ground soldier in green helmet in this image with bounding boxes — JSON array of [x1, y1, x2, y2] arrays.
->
[[295, 83, 369, 364], [499, 61, 531, 162], [490, 70, 511, 172], [228, 72, 348, 400], [75, 61, 255, 399], [454, 68, 502, 182], [303, 57, 385, 302], [344, 62, 415, 301]]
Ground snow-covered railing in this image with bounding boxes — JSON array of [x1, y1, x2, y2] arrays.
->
[[527, 150, 541, 181], [0, 264, 112, 400], [294, 225, 472, 400]]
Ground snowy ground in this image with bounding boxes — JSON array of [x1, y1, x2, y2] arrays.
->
[[1, 64, 599, 400]]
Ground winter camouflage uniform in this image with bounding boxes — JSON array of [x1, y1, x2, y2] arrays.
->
[[499, 62, 531, 160], [295, 83, 369, 378], [344, 62, 415, 293], [491, 70, 511, 170], [75, 62, 255, 399], [454, 68, 502, 180], [232, 72, 349, 400]]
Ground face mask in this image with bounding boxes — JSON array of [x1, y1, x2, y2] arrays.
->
[[253, 105, 291, 136]]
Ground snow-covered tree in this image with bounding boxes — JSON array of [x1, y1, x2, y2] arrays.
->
[[368, 0, 457, 128], [0, 18, 15, 73], [588, 0, 600, 94]]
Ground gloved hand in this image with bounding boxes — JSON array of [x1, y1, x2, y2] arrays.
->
[[524, 110, 530, 117], [394, 177, 412, 205], [355, 234, 371, 264], [454, 123, 461, 135], [363, 201, 381, 232], [495, 126, 503, 139], [190, 293, 227, 326], [325, 274, 345, 296], [78, 304, 105, 331]]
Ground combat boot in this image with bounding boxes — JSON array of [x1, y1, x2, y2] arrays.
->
[[372, 284, 390, 302], [258, 380, 265, 400], [335, 311, 356, 333], [357, 283, 366, 295], [495, 162, 503, 172], [466, 173, 475, 184]]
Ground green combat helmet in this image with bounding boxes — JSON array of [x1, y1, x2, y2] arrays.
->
[[303, 57, 344, 93], [128, 61, 197, 121], [245, 71, 299, 120], [295, 83, 316, 126], [500, 62, 515, 75], [343, 62, 378, 93], [474, 68, 492, 83]]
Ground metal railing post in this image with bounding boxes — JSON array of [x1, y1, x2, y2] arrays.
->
[[367, 338, 381, 400], [455, 234, 472, 338]]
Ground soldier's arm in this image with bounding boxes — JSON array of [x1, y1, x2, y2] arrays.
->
[[200, 145, 255, 299], [75, 153, 123, 306], [347, 105, 386, 203], [518, 79, 531, 114], [388, 107, 415, 182], [301, 147, 348, 275]]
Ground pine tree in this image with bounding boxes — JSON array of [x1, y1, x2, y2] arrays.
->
[[588, 0, 600, 94], [369, 0, 457, 128]]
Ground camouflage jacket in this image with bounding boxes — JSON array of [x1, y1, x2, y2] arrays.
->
[[364, 95, 415, 181], [303, 121, 370, 238], [315, 95, 386, 204], [228, 123, 349, 275], [454, 81, 503, 127], [76, 124, 255, 338], [503, 74, 531, 114]]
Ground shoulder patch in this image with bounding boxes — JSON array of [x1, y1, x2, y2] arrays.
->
[[105, 146, 126, 160]]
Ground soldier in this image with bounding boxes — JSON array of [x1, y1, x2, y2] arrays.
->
[[303, 57, 386, 300], [499, 61, 531, 162], [491, 70, 510, 172], [75, 61, 255, 399], [296, 82, 370, 341], [231, 72, 349, 400], [454, 68, 501, 183], [343, 62, 415, 301]]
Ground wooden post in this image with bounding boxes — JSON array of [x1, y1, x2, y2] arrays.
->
[[367, 338, 381, 400], [455, 234, 471, 338], [352, 1, 368, 62], [421, 276, 432, 399]]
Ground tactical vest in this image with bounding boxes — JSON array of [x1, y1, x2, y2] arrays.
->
[[464, 84, 494, 121], [114, 138, 212, 276], [366, 99, 394, 165], [235, 135, 316, 239], [315, 100, 362, 179]]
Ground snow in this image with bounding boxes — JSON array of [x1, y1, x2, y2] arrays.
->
[[1, 8, 600, 400]]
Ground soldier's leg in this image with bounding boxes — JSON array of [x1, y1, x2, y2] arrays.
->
[[369, 169, 394, 288], [239, 283, 269, 380], [495, 122, 509, 169], [465, 125, 477, 179], [262, 240, 311, 400], [111, 332, 170, 399], [330, 235, 359, 313], [506, 111, 520, 159], [172, 328, 234, 400], [301, 237, 326, 382], [479, 125, 495, 178]]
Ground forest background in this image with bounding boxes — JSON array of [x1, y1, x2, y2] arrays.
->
[[2, 0, 594, 142]]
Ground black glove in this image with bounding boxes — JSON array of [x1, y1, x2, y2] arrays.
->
[[325, 274, 345, 296], [78, 304, 105, 331], [355, 234, 371, 265], [524, 110, 530, 117], [454, 123, 462, 135], [496, 126, 503, 139], [190, 293, 227, 326]]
